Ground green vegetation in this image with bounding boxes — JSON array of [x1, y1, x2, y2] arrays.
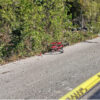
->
[[0, 0, 100, 63]]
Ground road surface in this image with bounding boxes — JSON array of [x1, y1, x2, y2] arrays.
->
[[0, 37, 100, 99]]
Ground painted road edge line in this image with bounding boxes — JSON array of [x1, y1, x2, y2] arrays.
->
[[59, 72, 100, 100]]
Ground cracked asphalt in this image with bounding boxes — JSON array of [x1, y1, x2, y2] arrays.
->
[[0, 37, 100, 99]]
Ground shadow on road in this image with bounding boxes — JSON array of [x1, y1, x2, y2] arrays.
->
[[85, 41, 98, 44], [88, 89, 100, 99], [44, 52, 62, 55]]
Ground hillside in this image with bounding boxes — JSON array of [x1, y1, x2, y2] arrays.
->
[[0, 0, 100, 63]]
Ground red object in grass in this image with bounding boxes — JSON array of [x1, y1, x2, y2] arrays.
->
[[51, 46, 57, 49], [50, 42, 63, 51], [51, 42, 57, 45]]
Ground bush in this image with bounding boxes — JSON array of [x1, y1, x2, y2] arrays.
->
[[0, 0, 99, 63], [0, 0, 71, 62]]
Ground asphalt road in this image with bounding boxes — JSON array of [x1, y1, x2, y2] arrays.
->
[[0, 37, 100, 99]]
